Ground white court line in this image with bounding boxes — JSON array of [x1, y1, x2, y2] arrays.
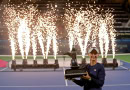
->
[[119, 66, 129, 70], [104, 84, 130, 87], [0, 85, 71, 88], [63, 67, 68, 86], [62, 57, 68, 87], [1, 84, 130, 88], [0, 67, 8, 72]]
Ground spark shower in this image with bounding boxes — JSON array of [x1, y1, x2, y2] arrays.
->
[[3, 3, 116, 60]]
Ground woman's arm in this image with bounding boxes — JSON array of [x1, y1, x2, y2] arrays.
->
[[72, 78, 85, 87]]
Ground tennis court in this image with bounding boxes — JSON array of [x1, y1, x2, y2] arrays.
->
[[0, 55, 130, 90]]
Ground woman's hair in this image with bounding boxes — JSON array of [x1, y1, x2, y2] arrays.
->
[[90, 49, 98, 54]]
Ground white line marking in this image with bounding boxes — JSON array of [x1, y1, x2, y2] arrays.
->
[[63, 67, 68, 86], [104, 84, 130, 87], [63, 57, 68, 87], [0, 86, 61, 88], [119, 66, 129, 70], [65, 79, 68, 86], [0, 67, 8, 72], [0, 85, 72, 88], [0, 84, 130, 88]]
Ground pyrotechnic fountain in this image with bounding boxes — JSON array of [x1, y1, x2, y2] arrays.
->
[[3, 4, 59, 71], [3, 5, 20, 71], [31, 33, 37, 65], [64, 5, 117, 67], [3, 2, 118, 71], [36, 8, 58, 65], [3, 5, 19, 61], [64, 8, 76, 52]]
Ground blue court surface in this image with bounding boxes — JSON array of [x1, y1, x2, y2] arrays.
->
[[0, 61, 130, 90]]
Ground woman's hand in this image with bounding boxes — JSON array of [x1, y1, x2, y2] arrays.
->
[[81, 72, 91, 80]]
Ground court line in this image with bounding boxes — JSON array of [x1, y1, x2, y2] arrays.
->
[[119, 60, 130, 70], [119, 66, 129, 70], [104, 84, 130, 87], [1, 84, 130, 88], [0, 67, 8, 72], [63, 67, 68, 86], [0, 85, 70, 88]]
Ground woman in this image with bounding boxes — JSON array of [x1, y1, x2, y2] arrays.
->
[[70, 47, 106, 90]]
